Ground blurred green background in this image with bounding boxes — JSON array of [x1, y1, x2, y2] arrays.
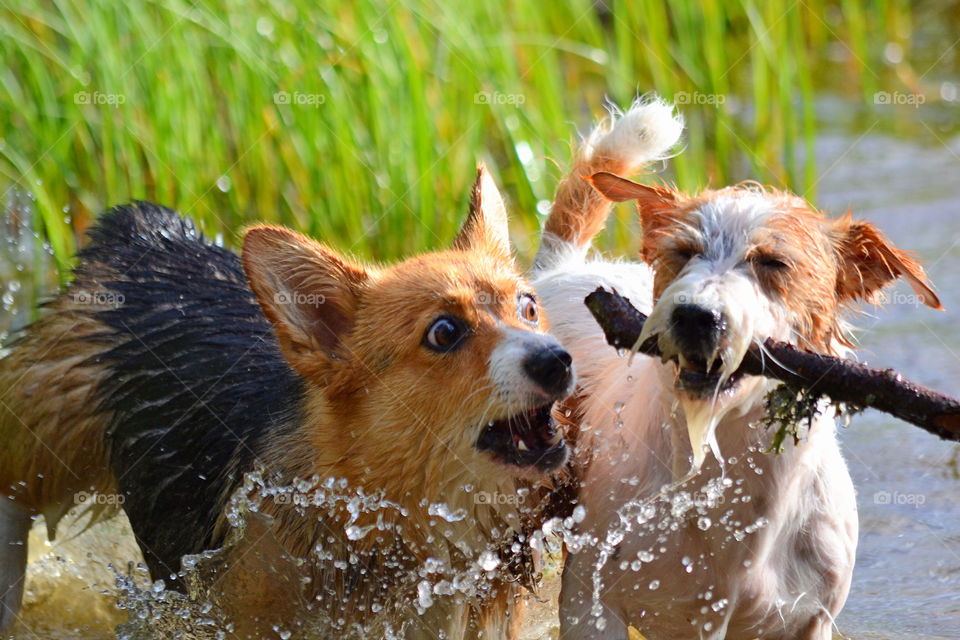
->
[[1, 0, 958, 278]]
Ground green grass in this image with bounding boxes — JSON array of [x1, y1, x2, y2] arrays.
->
[[0, 0, 915, 279]]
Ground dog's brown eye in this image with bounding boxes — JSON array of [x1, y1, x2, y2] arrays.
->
[[673, 247, 700, 262], [518, 294, 539, 325], [424, 316, 467, 353], [752, 255, 789, 270]]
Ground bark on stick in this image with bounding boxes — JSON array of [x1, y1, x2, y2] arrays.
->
[[584, 288, 960, 442]]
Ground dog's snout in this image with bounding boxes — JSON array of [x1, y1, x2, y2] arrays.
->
[[670, 304, 725, 357], [523, 344, 573, 396]]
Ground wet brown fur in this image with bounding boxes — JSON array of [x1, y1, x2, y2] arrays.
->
[[0, 288, 119, 532], [1, 167, 564, 639], [588, 172, 942, 352], [544, 143, 661, 249]]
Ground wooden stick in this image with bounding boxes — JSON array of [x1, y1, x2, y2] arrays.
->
[[584, 288, 960, 442]]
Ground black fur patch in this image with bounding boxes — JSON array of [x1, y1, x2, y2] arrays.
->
[[80, 202, 304, 583]]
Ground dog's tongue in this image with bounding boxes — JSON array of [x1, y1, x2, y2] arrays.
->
[[679, 396, 724, 471]]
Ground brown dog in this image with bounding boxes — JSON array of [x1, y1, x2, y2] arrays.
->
[[0, 167, 574, 638]]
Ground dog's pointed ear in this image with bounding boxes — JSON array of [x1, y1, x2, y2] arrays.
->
[[588, 171, 678, 211], [832, 216, 941, 310], [454, 164, 511, 257], [242, 226, 370, 372], [588, 171, 680, 264]]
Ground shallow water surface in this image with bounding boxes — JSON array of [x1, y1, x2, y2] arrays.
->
[[815, 132, 960, 640]]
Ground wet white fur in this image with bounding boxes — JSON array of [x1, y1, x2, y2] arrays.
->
[[584, 96, 684, 172], [532, 103, 857, 640], [640, 193, 793, 468]]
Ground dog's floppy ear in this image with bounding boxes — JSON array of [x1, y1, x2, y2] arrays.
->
[[242, 226, 370, 373], [831, 216, 941, 309], [588, 171, 680, 263], [454, 164, 511, 257]]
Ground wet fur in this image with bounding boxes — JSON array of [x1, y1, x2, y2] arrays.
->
[[532, 99, 939, 639], [1, 172, 570, 638]]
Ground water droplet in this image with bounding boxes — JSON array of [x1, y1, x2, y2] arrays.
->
[[417, 580, 434, 609], [648, 579, 660, 590], [478, 550, 500, 571], [345, 524, 374, 540], [256, 17, 274, 37], [427, 502, 466, 522], [514, 141, 534, 165], [697, 516, 712, 531]]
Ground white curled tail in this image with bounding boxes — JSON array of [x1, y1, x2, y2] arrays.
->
[[534, 96, 684, 271]]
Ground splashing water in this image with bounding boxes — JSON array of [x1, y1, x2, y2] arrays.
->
[[0, 189, 56, 349], [105, 471, 548, 639]]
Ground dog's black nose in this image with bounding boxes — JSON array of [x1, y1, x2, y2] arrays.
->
[[670, 304, 725, 357], [524, 344, 573, 396]]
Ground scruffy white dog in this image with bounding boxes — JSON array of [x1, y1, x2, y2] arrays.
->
[[532, 97, 939, 639]]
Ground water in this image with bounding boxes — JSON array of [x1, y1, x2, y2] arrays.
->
[[816, 132, 960, 640], [2, 128, 959, 638], [0, 189, 55, 350]]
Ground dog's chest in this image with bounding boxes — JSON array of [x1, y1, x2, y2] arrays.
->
[[611, 522, 827, 638], [602, 435, 856, 638]]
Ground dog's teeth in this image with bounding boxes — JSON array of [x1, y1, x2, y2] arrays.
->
[[547, 432, 563, 446], [517, 439, 529, 452]]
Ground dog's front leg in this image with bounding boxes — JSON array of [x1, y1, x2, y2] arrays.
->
[[399, 599, 470, 640], [0, 498, 32, 635], [792, 613, 835, 640], [559, 551, 629, 640]]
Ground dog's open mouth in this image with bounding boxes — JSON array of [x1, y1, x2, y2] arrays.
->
[[670, 354, 742, 397], [475, 403, 567, 473]]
